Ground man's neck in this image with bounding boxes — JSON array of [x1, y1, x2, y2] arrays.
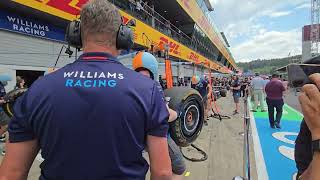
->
[[83, 44, 118, 57]]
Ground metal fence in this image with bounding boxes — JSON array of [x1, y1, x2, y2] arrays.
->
[[233, 96, 252, 180], [243, 96, 251, 180]]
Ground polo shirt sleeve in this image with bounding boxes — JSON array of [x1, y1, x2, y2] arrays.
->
[[146, 83, 169, 137], [8, 91, 36, 143]]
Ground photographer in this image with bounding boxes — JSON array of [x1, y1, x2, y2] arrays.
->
[[298, 73, 320, 180], [240, 77, 249, 97], [230, 75, 241, 115], [0, 0, 172, 179]]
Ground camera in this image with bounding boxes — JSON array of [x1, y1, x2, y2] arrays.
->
[[287, 64, 320, 88]]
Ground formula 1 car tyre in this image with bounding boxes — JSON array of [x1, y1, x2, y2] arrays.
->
[[2, 88, 28, 118], [164, 87, 204, 147]]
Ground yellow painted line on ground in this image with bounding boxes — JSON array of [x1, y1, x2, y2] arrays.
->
[[185, 171, 191, 177]]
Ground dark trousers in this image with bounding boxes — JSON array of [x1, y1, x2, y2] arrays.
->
[[241, 89, 246, 97], [266, 98, 284, 126], [241, 89, 249, 97]]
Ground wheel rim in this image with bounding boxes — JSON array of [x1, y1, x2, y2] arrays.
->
[[183, 103, 200, 134]]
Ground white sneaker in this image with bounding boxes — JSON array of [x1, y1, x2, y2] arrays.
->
[[1, 150, 5, 156]]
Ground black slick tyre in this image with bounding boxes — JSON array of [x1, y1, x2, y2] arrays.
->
[[164, 87, 204, 147]]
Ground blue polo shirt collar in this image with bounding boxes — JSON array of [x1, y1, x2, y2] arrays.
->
[[78, 52, 118, 62]]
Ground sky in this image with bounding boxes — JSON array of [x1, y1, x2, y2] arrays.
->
[[209, 0, 310, 62]]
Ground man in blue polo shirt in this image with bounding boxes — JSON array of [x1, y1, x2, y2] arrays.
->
[[0, 1, 172, 179]]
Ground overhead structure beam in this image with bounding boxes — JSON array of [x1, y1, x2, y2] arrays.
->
[[220, 32, 230, 47], [203, 0, 214, 11]]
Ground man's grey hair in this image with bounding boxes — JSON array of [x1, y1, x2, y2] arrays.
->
[[81, 0, 121, 46]]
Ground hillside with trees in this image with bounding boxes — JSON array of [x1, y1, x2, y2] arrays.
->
[[237, 55, 302, 75]]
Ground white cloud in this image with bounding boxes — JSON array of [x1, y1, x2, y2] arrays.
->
[[209, 0, 308, 62], [231, 29, 302, 62], [295, 3, 310, 10], [210, 0, 218, 5], [211, 0, 306, 39], [268, 11, 292, 18], [222, 18, 265, 44]]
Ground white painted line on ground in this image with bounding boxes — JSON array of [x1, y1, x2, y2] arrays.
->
[[272, 132, 298, 145], [248, 99, 269, 180], [282, 110, 288, 115], [284, 104, 303, 117], [278, 146, 295, 161]]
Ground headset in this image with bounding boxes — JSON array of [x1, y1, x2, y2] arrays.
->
[[65, 17, 134, 50]]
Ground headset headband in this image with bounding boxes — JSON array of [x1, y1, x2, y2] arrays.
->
[[66, 17, 134, 50]]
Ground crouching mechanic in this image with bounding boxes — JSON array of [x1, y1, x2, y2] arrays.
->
[[0, 1, 172, 179], [133, 51, 186, 179]]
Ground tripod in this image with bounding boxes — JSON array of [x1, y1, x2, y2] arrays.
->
[[208, 90, 231, 121]]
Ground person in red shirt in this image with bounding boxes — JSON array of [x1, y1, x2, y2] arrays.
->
[[265, 73, 286, 129]]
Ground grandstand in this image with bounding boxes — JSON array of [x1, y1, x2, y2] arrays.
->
[[0, 0, 237, 86]]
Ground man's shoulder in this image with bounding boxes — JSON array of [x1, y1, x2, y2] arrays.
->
[[275, 80, 285, 86], [267, 80, 281, 86]]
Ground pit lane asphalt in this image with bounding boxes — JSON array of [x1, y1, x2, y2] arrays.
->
[[0, 93, 258, 180]]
